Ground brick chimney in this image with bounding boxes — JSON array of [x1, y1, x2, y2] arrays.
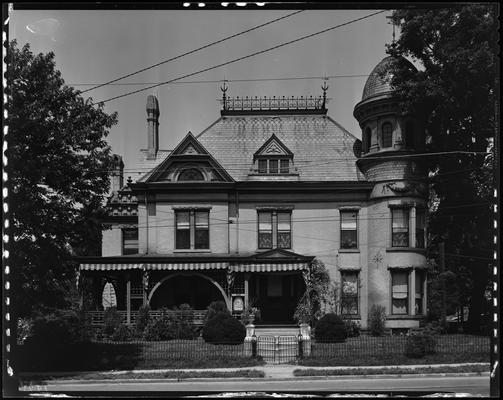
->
[[146, 95, 160, 159], [111, 154, 124, 192]]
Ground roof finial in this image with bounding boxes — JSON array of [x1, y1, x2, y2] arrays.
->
[[386, 14, 397, 52], [220, 80, 228, 110], [321, 80, 329, 108]]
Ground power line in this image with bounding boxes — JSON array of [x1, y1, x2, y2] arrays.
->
[[81, 10, 304, 94], [93, 10, 387, 105], [71, 74, 370, 87]]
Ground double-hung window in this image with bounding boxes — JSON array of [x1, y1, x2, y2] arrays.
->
[[415, 270, 425, 315], [341, 271, 359, 315], [258, 210, 291, 249], [415, 209, 426, 248], [391, 208, 409, 247], [175, 210, 209, 250], [382, 122, 393, 148], [122, 228, 138, 255], [258, 212, 273, 249], [340, 210, 358, 249], [391, 270, 409, 315]]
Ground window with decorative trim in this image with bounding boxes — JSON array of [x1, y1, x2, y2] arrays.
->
[[391, 208, 409, 247], [382, 122, 393, 148], [122, 228, 138, 255], [256, 158, 290, 174], [341, 271, 359, 315], [257, 210, 292, 249], [391, 270, 409, 315], [175, 210, 209, 249], [340, 210, 358, 249], [177, 168, 205, 181]]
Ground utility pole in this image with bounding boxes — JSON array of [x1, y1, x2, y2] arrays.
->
[[439, 242, 447, 332]]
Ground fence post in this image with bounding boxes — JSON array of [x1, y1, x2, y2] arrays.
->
[[251, 334, 257, 358], [298, 333, 303, 359]]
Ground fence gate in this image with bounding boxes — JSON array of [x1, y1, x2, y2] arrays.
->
[[257, 335, 299, 364]]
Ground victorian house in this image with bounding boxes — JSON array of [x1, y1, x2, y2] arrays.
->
[[77, 55, 428, 332]]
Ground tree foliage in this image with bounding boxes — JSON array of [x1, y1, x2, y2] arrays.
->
[[388, 5, 497, 332], [6, 40, 118, 317]]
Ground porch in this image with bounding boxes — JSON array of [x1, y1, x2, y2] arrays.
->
[[77, 249, 313, 326]]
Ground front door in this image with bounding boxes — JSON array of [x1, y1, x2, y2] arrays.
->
[[251, 273, 304, 324]]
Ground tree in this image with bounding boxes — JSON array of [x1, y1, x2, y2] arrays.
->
[[388, 5, 497, 332], [6, 41, 118, 317]]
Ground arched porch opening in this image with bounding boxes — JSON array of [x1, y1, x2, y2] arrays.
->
[[148, 272, 230, 310]]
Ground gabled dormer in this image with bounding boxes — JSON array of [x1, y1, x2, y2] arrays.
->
[[251, 134, 297, 176], [143, 132, 234, 183]]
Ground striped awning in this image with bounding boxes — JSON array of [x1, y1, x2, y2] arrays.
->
[[231, 262, 308, 273], [80, 262, 229, 271]]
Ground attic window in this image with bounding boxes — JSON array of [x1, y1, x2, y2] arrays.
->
[[256, 158, 290, 174], [178, 168, 204, 181]]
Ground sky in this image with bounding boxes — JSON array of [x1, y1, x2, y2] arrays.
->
[[10, 6, 395, 180]]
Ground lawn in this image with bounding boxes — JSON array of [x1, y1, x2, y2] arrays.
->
[[294, 364, 489, 376], [298, 334, 489, 366]]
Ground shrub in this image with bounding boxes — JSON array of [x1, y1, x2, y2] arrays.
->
[[344, 320, 361, 337], [173, 304, 198, 340], [293, 301, 311, 325], [134, 305, 151, 337], [103, 307, 123, 337], [111, 324, 131, 341], [24, 309, 88, 346], [369, 304, 387, 336], [202, 312, 246, 344], [204, 301, 230, 324], [405, 327, 437, 358], [143, 309, 176, 341], [142, 306, 198, 341], [314, 314, 348, 343]]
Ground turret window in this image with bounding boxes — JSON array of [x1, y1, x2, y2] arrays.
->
[[391, 208, 409, 247], [364, 127, 372, 153], [382, 122, 393, 148]]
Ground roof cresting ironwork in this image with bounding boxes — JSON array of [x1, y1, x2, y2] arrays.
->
[[219, 81, 328, 115]]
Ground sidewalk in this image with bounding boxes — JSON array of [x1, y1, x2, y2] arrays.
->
[[19, 362, 490, 382]]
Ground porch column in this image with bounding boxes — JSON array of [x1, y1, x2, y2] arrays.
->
[[410, 268, 416, 316], [126, 273, 131, 324], [244, 273, 250, 308], [142, 269, 150, 306]]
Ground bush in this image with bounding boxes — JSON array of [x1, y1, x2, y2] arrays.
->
[[142, 306, 198, 341], [103, 307, 123, 337], [404, 331, 437, 358], [314, 314, 348, 343], [134, 305, 151, 337], [202, 312, 246, 344], [293, 301, 311, 325], [369, 304, 387, 336], [344, 320, 361, 337], [204, 301, 230, 324], [24, 309, 88, 346], [111, 324, 131, 341]]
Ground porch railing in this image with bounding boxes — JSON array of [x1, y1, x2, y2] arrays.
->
[[85, 310, 208, 326]]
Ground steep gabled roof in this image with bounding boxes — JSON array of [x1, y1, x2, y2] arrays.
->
[[139, 132, 234, 183]]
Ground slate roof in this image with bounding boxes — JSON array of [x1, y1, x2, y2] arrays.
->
[[362, 56, 416, 101], [196, 113, 364, 182]]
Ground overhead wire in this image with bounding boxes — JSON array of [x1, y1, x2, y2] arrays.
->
[[81, 10, 305, 94], [92, 10, 387, 105]]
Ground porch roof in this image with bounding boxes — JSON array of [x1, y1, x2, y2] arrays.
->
[[77, 250, 313, 272]]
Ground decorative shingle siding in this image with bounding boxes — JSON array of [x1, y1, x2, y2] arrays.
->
[[196, 114, 364, 182], [364, 160, 425, 182]]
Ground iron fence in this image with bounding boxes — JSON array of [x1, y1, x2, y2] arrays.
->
[[307, 334, 489, 360]]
